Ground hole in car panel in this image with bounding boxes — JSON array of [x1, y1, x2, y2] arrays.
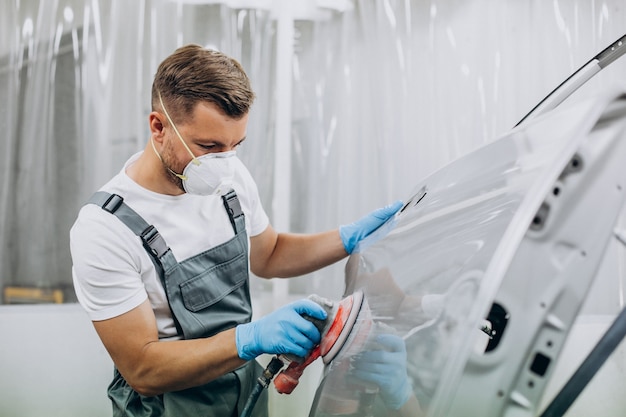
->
[[484, 302, 509, 353], [530, 352, 551, 377], [530, 202, 550, 231]]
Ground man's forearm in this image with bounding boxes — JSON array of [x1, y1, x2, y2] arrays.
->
[[138, 330, 244, 395], [262, 231, 347, 278], [99, 325, 245, 396]]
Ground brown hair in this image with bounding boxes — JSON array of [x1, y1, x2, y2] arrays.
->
[[151, 44, 255, 122]]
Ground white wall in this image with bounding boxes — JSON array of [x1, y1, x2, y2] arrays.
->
[[0, 304, 112, 417]]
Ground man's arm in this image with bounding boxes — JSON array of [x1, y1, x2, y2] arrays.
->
[[92, 297, 327, 397], [92, 299, 245, 396], [249, 201, 403, 279], [249, 225, 346, 278]]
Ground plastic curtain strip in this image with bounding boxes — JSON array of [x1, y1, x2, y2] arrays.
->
[[0, 0, 146, 301], [1, 0, 90, 298]]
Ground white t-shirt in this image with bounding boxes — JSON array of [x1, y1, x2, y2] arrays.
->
[[70, 152, 269, 339]]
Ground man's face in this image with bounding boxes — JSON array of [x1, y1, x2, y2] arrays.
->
[[158, 101, 249, 192]]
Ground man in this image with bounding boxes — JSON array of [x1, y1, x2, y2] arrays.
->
[[70, 44, 401, 417]]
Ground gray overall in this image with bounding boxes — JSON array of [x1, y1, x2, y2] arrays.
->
[[88, 190, 268, 417]]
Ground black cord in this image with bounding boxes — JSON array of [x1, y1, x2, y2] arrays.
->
[[240, 356, 284, 417], [240, 383, 265, 417]]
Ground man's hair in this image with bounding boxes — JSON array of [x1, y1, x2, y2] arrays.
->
[[151, 44, 255, 122]]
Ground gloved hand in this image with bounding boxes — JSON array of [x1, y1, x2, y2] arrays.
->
[[351, 334, 412, 410], [235, 299, 327, 361], [339, 201, 403, 254]]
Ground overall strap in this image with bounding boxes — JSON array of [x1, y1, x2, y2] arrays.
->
[[88, 191, 245, 262], [88, 191, 182, 335], [88, 192, 171, 264], [222, 189, 245, 234]]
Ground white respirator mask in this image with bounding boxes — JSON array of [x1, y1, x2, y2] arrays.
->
[[153, 92, 237, 196], [180, 150, 236, 196]]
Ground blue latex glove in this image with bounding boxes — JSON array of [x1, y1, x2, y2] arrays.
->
[[235, 299, 327, 361], [351, 334, 412, 410], [339, 201, 403, 254]]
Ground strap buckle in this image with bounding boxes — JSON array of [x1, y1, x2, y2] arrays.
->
[[141, 225, 169, 258], [223, 192, 243, 219], [102, 194, 124, 214]]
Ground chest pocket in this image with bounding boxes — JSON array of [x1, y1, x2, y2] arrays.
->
[[181, 251, 248, 312], [163, 223, 252, 339]]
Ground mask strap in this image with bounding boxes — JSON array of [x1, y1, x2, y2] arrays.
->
[[150, 137, 189, 181], [157, 91, 201, 167], [150, 137, 164, 163]]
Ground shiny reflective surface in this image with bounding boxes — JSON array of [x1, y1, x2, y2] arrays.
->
[[308, 90, 626, 416]]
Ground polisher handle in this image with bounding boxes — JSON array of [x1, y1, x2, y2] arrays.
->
[[274, 346, 321, 394]]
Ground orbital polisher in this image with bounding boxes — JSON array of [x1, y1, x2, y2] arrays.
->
[[240, 291, 371, 417], [274, 290, 371, 394]]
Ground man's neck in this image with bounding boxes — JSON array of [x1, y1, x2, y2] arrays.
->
[[126, 148, 185, 196]]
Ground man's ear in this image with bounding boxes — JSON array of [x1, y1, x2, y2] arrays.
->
[[149, 112, 165, 142]]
